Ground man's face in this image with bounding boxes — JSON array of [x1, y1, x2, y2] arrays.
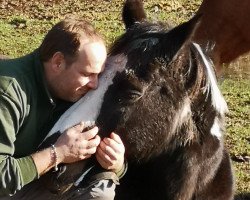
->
[[53, 41, 107, 102]]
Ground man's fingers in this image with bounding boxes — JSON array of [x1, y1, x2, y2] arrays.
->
[[96, 147, 113, 165], [86, 135, 101, 149], [82, 126, 99, 140], [99, 141, 116, 160], [79, 154, 92, 160], [103, 137, 124, 155], [110, 132, 123, 144], [73, 121, 85, 131]]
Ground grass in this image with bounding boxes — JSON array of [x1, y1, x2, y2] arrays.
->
[[0, 0, 249, 196], [221, 79, 250, 194]]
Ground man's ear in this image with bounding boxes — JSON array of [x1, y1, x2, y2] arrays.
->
[[50, 52, 65, 72]]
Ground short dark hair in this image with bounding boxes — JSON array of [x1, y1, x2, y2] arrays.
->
[[39, 17, 104, 64]]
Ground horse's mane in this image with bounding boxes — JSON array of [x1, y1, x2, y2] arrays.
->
[[192, 43, 228, 117], [109, 17, 202, 65], [110, 21, 172, 56]]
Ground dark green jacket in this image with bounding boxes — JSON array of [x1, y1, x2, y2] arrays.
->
[[0, 50, 70, 196]]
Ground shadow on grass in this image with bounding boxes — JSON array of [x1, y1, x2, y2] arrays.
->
[[235, 193, 250, 200]]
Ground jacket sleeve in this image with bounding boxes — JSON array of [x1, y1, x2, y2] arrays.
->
[[0, 84, 38, 196]]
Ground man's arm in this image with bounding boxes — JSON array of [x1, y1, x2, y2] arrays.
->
[[0, 86, 101, 196], [0, 90, 39, 196], [0, 155, 38, 196]]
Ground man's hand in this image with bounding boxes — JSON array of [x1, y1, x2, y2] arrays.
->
[[55, 122, 101, 164], [32, 122, 101, 176], [96, 132, 125, 173]]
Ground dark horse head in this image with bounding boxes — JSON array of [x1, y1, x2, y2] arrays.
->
[[97, 3, 227, 161], [42, 0, 234, 199], [94, 1, 233, 199]]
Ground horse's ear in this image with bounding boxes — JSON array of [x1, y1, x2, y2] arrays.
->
[[122, 0, 147, 29], [164, 14, 202, 59]]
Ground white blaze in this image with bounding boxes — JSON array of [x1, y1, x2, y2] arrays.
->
[[46, 54, 127, 138]]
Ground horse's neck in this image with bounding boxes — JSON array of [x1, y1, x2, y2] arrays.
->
[[194, 0, 250, 71]]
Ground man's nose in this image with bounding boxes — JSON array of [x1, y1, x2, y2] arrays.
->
[[87, 74, 98, 89]]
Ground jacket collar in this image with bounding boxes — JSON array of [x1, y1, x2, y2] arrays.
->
[[33, 49, 56, 107]]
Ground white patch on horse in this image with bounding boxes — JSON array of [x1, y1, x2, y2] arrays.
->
[[211, 117, 222, 138], [46, 54, 127, 138], [192, 43, 228, 116], [172, 98, 191, 133]]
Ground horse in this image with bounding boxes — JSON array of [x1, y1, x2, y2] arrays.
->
[[193, 0, 250, 74], [38, 0, 234, 199]]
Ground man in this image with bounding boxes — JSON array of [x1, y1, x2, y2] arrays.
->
[[0, 17, 125, 199]]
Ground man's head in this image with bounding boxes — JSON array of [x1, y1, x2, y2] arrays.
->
[[40, 17, 107, 102]]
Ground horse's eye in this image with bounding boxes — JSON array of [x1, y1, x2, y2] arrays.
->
[[115, 75, 146, 103], [118, 88, 143, 104], [122, 89, 143, 104], [128, 90, 142, 97]]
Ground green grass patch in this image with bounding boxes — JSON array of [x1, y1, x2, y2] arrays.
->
[[221, 79, 250, 194], [0, 18, 53, 57]]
